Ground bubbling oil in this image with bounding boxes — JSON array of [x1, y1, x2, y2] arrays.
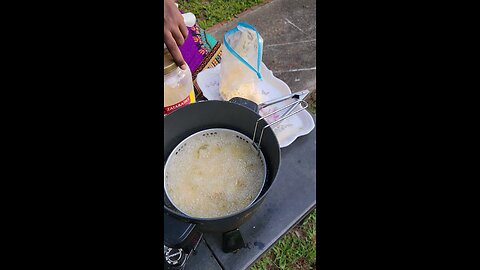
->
[[164, 129, 265, 218]]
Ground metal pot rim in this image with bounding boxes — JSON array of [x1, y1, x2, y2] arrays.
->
[[164, 128, 267, 220]]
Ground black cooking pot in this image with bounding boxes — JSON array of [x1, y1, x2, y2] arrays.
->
[[164, 99, 281, 233]]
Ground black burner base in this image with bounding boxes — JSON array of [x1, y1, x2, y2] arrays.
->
[[222, 229, 245, 253], [164, 213, 203, 269]]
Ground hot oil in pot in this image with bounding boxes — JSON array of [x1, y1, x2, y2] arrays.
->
[[165, 130, 265, 218]]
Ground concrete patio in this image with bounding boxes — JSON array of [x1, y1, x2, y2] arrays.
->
[[207, 0, 317, 112]]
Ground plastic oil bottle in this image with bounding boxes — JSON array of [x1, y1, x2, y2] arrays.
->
[[163, 12, 197, 116], [164, 48, 195, 116]]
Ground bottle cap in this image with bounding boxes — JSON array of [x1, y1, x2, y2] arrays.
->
[[182, 13, 196, 27]]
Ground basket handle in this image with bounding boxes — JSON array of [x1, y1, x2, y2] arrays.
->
[[253, 99, 309, 148]]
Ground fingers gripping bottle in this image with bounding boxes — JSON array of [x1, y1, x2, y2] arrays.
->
[[163, 12, 197, 116]]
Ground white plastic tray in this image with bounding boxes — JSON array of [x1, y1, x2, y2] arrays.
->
[[196, 63, 315, 148]]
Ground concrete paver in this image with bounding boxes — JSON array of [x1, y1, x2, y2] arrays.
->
[[208, 0, 317, 98]]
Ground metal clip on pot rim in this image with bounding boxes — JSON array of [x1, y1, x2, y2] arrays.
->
[[253, 91, 309, 148]]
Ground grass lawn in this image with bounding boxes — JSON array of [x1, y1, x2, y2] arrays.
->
[[177, 0, 266, 29], [176, 1, 317, 269], [251, 209, 317, 270]]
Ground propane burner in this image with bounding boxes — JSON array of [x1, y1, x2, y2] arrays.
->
[[164, 213, 202, 270]]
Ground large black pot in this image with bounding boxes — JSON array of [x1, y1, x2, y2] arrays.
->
[[164, 100, 281, 234]]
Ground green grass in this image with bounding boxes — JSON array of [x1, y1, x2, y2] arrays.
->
[[177, 0, 266, 29], [250, 209, 317, 270]]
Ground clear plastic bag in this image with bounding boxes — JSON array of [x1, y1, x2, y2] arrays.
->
[[219, 22, 264, 104]]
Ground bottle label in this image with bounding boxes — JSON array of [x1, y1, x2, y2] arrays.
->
[[164, 90, 196, 116]]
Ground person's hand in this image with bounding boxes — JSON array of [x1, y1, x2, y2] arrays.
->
[[164, 0, 188, 70]]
